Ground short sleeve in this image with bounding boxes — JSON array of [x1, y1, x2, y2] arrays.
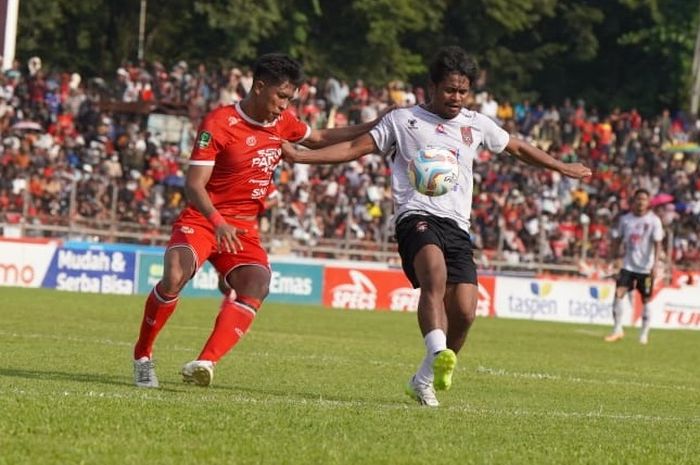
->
[[653, 216, 664, 242], [369, 112, 396, 153], [280, 110, 311, 143], [478, 114, 510, 153], [190, 113, 227, 166]]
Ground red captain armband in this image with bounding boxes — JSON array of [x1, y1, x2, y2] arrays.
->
[[207, 210, 227, 228]]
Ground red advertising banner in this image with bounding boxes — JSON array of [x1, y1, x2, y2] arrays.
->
[[671, 270, 700, 288], [477, 275, 496, 317], [322, 266, 496, 316], [322, 267, 412, 311]]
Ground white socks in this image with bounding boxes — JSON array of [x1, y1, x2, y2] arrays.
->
[[415, 329, 447, 385], [612, 298, 624, 334], [640, 302, 651, 338]]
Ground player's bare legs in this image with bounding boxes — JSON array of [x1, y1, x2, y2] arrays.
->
[[444, 283, 478, 353], [134, 247, 196, 387], [227, 264, 271, 302], [415, 245, 448, 336], [421, 282, 475, 392], [605, 286, 629, 342], [404, 245, 454, 406], [159, 247, 197, 295], [183, 265, 271, 386]]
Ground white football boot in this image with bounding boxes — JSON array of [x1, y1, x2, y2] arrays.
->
[[181, 360, 215, 387], [405, 376, 439, 407]]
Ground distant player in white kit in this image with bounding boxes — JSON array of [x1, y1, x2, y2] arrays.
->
[[605, 188, 664, 344], [282, 46, 591, 406]]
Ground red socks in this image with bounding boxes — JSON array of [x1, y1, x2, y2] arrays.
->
[[133, 282, 261, 364], [133, 282, 179, 360], [197, 295, 260, 362]]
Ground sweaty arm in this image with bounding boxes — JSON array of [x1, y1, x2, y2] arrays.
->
[[282, 133, 378, 165], [505, 137, 592, 179]]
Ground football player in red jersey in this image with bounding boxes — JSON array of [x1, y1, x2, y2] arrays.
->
[[133, 53, 387, 388]]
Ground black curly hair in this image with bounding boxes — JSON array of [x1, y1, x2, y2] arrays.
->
[[252, 53, 304, 87], [428, 46, 478, 86]]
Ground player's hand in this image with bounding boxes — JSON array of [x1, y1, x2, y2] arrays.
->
[[560, 162, 592, 179], [281, 141, 299, 163], [214, 223, 246, 253]]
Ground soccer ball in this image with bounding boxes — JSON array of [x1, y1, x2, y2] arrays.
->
[[407, 148, 460, 196]]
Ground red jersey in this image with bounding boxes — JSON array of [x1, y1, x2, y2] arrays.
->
[[188, 102, 310, 216]]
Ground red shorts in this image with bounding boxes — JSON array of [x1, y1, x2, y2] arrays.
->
[[168, 207, 269, 278]]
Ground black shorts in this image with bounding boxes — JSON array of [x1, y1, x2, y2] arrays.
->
[[616, 269, 653, 299], [395, 213, 477, 289]]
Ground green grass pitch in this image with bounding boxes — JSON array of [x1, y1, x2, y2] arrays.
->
[[1, 287, 698, 465]]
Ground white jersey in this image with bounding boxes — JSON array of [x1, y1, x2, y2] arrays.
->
[[369, 106, 509, 233], [615, 211, 664, 273]]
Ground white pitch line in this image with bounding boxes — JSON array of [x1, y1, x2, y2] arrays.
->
[[573, 328, 606, 337], [2, 330, 696, 393], [0, 331, 131, 347], [1, 387, 698, 424], [476, 365, 700, 393], [0, 330, 406, 366], [0, 330, 194, 353]]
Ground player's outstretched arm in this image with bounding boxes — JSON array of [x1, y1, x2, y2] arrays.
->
[[505, 137, 592, 179], [282, 133, 378, 165], [301, 106, 395, 149]]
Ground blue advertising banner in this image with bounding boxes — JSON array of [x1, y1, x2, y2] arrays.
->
[[136, 253, 164, 295], [185, 262, 221, 297], [136, 252, 220, 297], [41, 246, 136, 294], [136, 254, 323, 304], [267, 262, 323, 305], [63, 241, 164, 255]]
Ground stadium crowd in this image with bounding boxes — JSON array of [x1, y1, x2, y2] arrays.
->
[[0, 57, 699, 269]]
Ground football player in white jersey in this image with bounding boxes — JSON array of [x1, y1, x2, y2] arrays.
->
[[605, 188, 664, 344], [283, 46, 591, 406]]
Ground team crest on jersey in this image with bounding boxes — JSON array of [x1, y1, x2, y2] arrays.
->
[[436, 124, 446, 134], [197, 131, 211, 148], [246, 136, 257, 146], [460, 126, 473, 145], [407, 118, 418, 129]]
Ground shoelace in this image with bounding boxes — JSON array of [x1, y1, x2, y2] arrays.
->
[[136, 360, 155, 383]]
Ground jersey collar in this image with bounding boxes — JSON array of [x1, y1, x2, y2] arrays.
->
[[235, 101, 278, 127]]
